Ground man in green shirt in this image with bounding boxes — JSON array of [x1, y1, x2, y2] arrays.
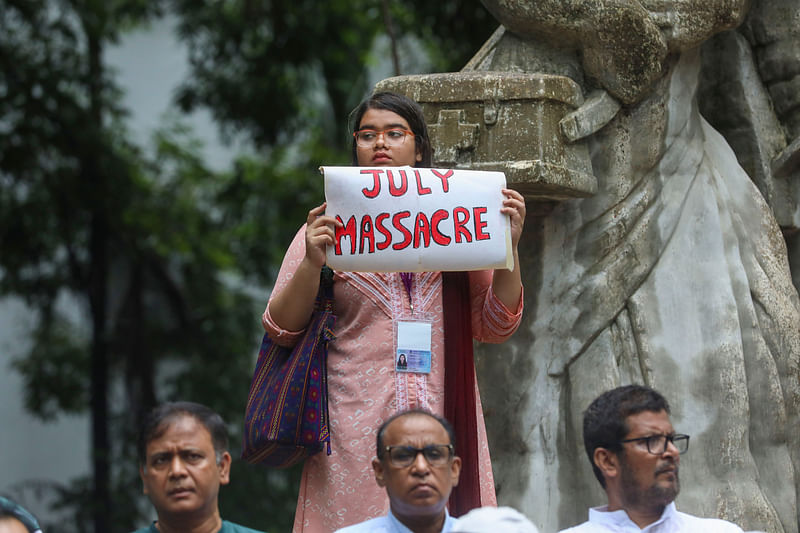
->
[[132, 401, 264, 533]]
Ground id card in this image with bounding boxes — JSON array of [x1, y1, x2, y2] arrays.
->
[[396, 320, 432, 374]]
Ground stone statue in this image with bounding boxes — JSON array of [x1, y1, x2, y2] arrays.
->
[[697, 0, 800, 285], [460, 1, 800, 532]]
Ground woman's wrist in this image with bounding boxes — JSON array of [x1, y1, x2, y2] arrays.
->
[[299, 254, 325, 274]]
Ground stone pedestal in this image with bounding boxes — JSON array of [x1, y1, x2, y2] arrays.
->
[[376, 72, 596, 201]]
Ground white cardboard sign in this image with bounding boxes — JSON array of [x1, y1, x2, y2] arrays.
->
[[321, 166, 513, 272]]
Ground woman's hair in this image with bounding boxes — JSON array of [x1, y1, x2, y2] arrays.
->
[[349, 91, 433, 168]]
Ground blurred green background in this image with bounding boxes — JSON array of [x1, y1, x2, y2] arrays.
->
[[0, 1, 498, 531]]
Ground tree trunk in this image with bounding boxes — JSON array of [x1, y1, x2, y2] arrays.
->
[[86, 26, 111, 533], [381, 0, 401, 76]]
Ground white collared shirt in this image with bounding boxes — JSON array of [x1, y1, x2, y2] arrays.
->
[[559, 502, 745, 533], [335, 509, 458, 533]]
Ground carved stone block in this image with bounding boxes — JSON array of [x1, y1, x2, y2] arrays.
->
[[375, 72, 597, 201]]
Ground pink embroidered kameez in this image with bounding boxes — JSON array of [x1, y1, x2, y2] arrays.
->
[[262, 227, 523, 533]]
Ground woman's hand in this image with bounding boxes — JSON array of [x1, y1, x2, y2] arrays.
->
[[304, 203, 342, 269], [268, 203, 341, 333], [501, 188, 526, 249], [492, 188, 526, 310]]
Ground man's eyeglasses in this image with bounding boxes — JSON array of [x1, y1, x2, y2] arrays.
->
[[382, 444, 454, 467], [619, 434, 690, 455], [353, 128, 415, 148]]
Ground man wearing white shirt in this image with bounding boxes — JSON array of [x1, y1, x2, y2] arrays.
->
[[335, 409, 462, 533], [560, 385, 745, 533]]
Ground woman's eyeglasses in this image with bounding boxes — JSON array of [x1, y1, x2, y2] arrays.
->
[[353, 128, 415, 148]]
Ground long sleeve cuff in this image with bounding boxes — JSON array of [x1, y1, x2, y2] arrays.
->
[[479, 285, 524, 342], [262, 303, 307, 347]]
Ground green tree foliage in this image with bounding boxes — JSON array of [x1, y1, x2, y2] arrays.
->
[[1, 0, 498, 531], [1, 1, 163, 530], [0, 1, 307, 530], [170, 0, 497, 149]]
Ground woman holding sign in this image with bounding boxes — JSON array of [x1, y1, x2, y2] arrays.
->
[[263, 91, 525, 533]]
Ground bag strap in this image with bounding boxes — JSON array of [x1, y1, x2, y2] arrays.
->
[[318, 264, 335, 456], [318, 265, 335, 312]]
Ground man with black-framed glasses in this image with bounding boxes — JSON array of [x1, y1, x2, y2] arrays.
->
[[335, 409, 462, 533], [561, 385, 745, 533]]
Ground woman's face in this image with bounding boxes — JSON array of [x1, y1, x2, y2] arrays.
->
[[356, 108, 422, 167]]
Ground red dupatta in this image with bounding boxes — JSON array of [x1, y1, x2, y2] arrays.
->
[[442, 271, 482, 516]]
